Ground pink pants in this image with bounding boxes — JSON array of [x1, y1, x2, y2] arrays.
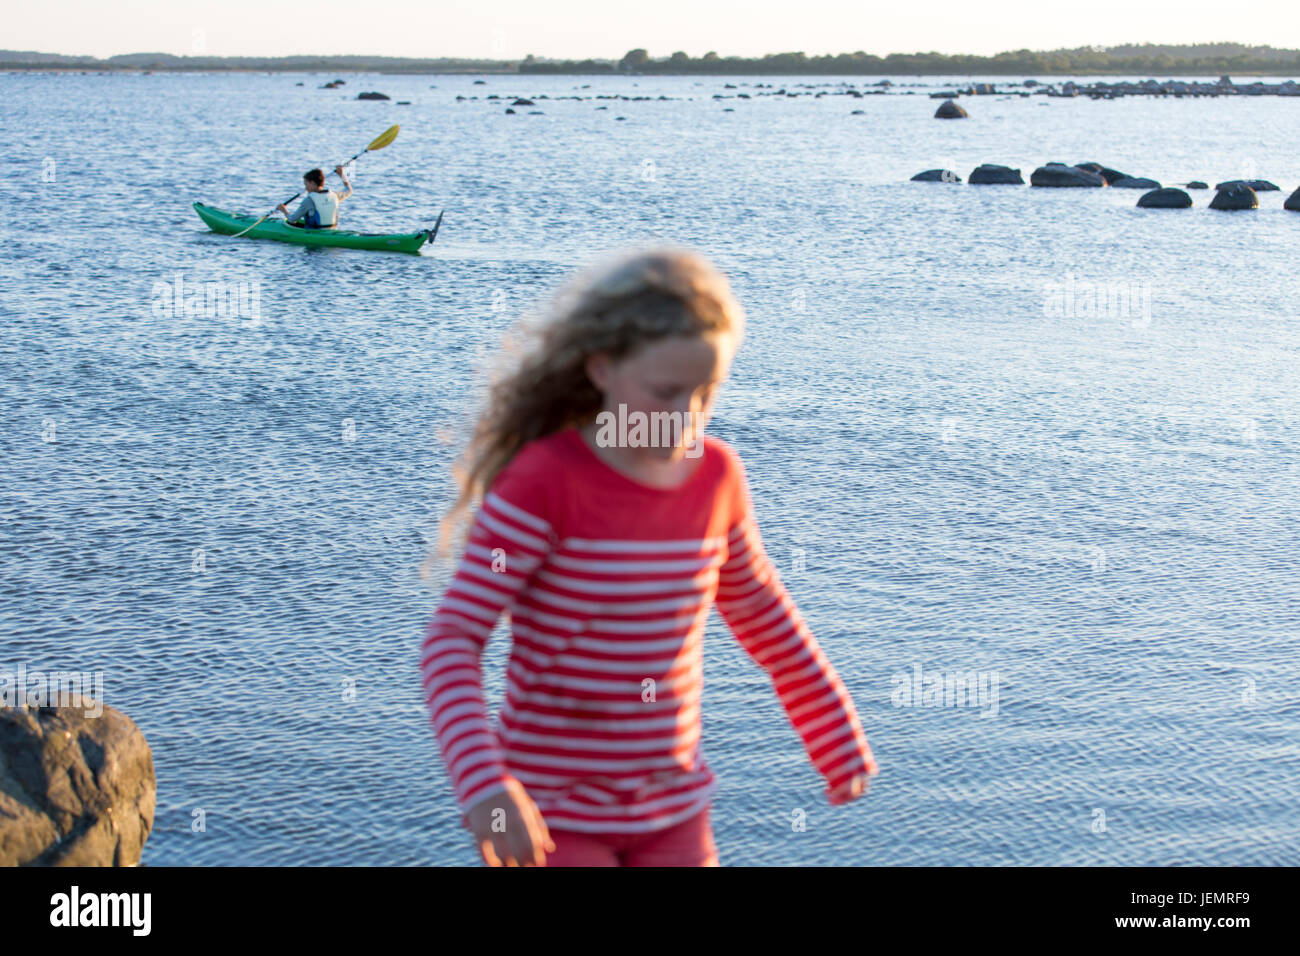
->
[[544, 806, 719, 867]]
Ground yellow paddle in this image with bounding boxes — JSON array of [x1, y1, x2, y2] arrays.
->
[[232, 125, 400, 238]]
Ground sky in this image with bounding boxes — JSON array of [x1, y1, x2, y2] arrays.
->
[[7, 0, 1299, 60]]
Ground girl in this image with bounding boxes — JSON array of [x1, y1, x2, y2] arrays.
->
[[420, 247, 878, 866]]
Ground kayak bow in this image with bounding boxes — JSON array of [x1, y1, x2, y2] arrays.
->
[[194, 202, 434, 253]]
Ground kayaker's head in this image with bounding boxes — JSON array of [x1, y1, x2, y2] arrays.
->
[[302, 168, 326, 192], [431, 246, 744, 562]]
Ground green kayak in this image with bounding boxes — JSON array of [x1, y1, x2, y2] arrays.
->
[[194, 202, 440, 253]]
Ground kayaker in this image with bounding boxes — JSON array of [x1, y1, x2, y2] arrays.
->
[[277, 166, 352, 229]]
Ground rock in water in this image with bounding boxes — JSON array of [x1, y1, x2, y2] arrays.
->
[[1285, 187, 1300, 211], [968, 164, 1024, 184], [934, 99, 968, 119], [1209, 184, 1258, 210], [1215, 179, 1279, 192], [0, 701, 155, 866], [1111, 176, 1162, 189], [911, 169, 962, 183], [1076, 162, 1130, 184], [1186, 181, 1209, 189], [1030, 163, 1106, 187], [1137, 188, 1192, 208], [356, 91, 390, 101]]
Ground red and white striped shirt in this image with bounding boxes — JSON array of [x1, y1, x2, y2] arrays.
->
[[420, 426, 877, 834]]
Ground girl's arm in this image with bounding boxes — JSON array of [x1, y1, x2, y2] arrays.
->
[[714, 457, 878, 805], [420, 480, 555, 823]]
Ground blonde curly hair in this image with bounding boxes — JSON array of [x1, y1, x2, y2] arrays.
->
[[423, 245, 745, 576]]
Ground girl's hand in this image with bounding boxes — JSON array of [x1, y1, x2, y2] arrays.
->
[[465, 777, 556, 866], [828, 771, 876, 806]]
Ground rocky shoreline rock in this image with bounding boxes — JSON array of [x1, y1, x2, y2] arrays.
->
[[968, 164, 1024, 184], [1138, 187, 1193, 208], [1111, 176, 1161, 189], [911, 168, 962, 182], [1, 700, 155, 866], [1209, 184, 1259, 210], [934, 98, 967, 119], [1215, 179, 1279, 192], [1030, 163, 1106, 187]]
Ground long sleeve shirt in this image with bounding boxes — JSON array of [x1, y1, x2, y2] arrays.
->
[[420, 425, 877, 834]]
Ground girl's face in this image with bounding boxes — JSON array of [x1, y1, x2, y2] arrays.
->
[[586, 332, 734, 460]]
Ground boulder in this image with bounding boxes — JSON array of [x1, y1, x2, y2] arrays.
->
[[511, 98, 535, 106], [1209, 184, 1258, 210], [1076, 162, 1129, 184], [1215, 179, 1279, 192], [1030, 163, 1106, 187], [0, 701, 155, 866], [911, 169, 962, 183], [356, 91, 390, 101], [1137, 187, 1192, 208], [934, 99, 968, 119], [1186, 181, 1208, 189], [1110, 176, 1161, 189], [968, 163, 1024, 185], [1285, 187, 1300, 211]]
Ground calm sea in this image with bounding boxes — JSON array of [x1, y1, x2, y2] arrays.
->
[[2, 71, 1298, 865]]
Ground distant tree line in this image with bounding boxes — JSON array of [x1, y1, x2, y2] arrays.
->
[[523, 44, 1300, 75], [6, 43, 1300, 75]]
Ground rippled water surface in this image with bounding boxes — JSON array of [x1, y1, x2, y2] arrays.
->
[[3, 72, 1299, 865]]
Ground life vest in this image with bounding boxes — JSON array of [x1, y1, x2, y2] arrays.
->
[[303, 190, 340, 228]]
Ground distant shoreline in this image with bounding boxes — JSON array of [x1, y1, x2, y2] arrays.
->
[[4, 43, 1300, 77]]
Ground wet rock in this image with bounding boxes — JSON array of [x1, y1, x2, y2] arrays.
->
[[1138, 187, 1192, 208], [511, 98, 535, 106], [1186, 181, 1209, 189], [1030, 163, 1106, 187], [1215, 179, 1279, 192], [968, 164, 1024, 184], [934, 99, 967, 119], [911, 169, 962, 183], [356, 91, 390, 100], [0, 701, 155, 866], [1111, 176, 1161, 189], [1209, 184, 1258, 210], [1285, 187, 1300, 211], [1075, 162, 1129, 184]]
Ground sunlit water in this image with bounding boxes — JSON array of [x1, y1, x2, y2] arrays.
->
[[2, 71, 1298, 865]]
